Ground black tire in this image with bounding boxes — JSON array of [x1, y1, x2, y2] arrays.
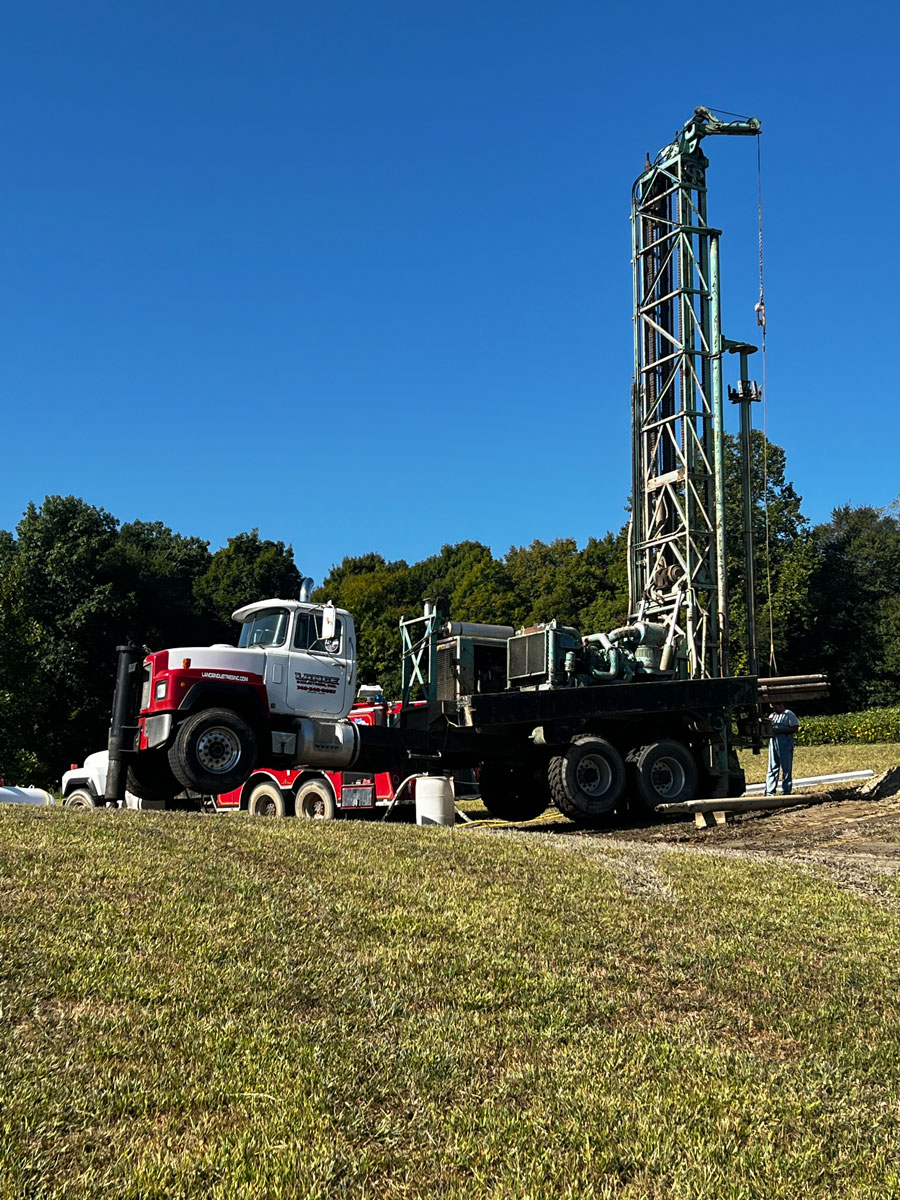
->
[[478, 763, 550, 822], [626, 740, 698, 810], [127, 750, 182, 804], [548, 736, 626, 824], [168, 708, 258, 794], [64, 788, 97, 809], [246, 779, 289, 818], [295, 778, 337, 820]]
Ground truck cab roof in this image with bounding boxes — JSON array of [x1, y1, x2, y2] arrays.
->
[[231, 598, 350, 622]]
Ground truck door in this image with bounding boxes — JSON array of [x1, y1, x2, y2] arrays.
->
[[237, 606, 291, 711], [287, 610, 351, 716]]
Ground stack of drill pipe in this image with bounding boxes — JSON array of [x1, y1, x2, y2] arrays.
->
[[757, 674, 829, 703]]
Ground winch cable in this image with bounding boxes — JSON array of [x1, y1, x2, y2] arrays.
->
[[755, 135, 778, 675]]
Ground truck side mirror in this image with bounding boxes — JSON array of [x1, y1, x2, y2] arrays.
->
[[321, 603, 337, 641]]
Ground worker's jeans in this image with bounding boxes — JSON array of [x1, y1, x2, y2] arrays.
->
[[765, 734, 795, 796]]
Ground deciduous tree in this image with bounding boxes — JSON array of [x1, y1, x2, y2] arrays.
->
[[803, 505, 900, 710], [194, 531, 301, 641]]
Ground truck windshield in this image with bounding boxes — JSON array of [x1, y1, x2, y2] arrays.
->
[[237, 609, 289, 648]]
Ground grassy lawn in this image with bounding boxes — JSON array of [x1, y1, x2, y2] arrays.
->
[[738, 741, 899, 786], [2, 808, 900, 1198]]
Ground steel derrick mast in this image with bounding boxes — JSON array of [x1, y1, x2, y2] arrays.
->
[[630, 106, 760, 679]]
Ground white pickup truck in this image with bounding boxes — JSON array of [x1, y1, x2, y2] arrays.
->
[[62, 750, 153, 808], [62, 750, 211, 810], [62, 751, 140, 808]]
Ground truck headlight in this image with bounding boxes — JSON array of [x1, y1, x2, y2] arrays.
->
[[154, 681, 168, 701]]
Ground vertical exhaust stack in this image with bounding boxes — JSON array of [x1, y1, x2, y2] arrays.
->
[[299, 577, 315, 602], [105, 644, 143, 805]]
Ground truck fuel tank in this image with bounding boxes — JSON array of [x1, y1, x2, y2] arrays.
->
[[271, 717, 360, 768]]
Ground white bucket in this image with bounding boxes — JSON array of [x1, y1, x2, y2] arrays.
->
[[415, 776, 455, 827], [0, 786, 54, 806]]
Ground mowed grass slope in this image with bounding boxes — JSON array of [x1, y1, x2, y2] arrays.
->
[[738, 741, 899, 786], [2, 809, 900, 1199]]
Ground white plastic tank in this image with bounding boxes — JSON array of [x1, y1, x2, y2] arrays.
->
[[0, 786, 54, 806], [415, 776, 455, 827]]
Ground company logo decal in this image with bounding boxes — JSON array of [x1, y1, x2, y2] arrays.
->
[[295, 672, 340, 695]]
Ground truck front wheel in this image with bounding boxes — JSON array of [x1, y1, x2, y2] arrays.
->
[[64, 788, 97, 809], [549, 736, 625, 824], [478, 763, 550, 822], [168, 709, 258, 795], [627, 740, 697, 811]]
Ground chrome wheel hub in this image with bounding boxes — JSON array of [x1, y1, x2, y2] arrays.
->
[[195, 727, 241, 774]]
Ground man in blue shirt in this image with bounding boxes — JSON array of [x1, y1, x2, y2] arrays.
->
[[765, 702, 800, 796]]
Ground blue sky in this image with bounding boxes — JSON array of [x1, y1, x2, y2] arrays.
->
[[3, 0, 898, 586]]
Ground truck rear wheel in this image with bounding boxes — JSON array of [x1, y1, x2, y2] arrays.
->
[[549, 736, 625, 824], [246, 780, 290, 818], [127, 750, 181, 804], [627, 740, 697, 810], [478, 763, 550, 822], [64, 788, 97, 809], [296, 779, 337, 820], [168, 708, 258, 795]]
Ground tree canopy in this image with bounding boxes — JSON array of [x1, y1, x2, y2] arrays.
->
[[800, 505, 900, 711]]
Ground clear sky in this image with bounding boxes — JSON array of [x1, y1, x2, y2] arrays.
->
[[3, 0, 898, 586]]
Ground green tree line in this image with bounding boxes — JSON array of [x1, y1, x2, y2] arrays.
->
[[1, 436, 898, 786]]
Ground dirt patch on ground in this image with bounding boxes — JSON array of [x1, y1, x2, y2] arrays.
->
[[612, 792, 900, 864], [619, 794, 900, 903], [490, 785, 900, 905]]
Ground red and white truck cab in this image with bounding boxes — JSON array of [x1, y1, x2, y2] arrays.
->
[[109, 598, 360, 803]]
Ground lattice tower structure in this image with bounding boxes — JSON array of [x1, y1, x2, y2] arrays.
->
[[630, 107, 760, 679]]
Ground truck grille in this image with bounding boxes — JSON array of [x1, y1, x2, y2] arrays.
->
[[507, 630, 548, 682], [436, 643, 457, 701]]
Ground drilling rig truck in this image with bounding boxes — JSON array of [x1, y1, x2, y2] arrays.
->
[[107, 107, 809, 826]]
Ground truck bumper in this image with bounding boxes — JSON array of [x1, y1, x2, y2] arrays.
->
[[143, 713, 173, 749]]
